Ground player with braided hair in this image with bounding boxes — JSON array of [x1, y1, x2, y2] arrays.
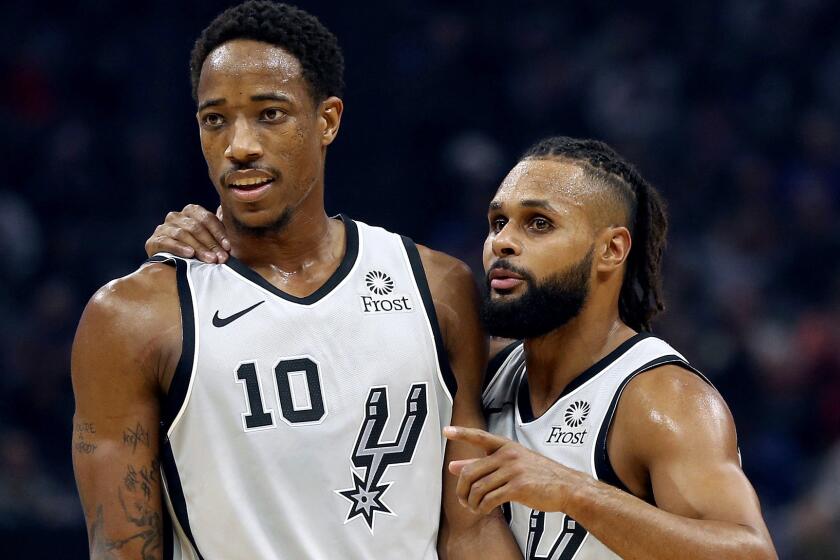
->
[[445, 136, 777, 559]]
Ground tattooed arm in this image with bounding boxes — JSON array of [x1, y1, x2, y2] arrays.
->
[[72, 263, 182, 560]]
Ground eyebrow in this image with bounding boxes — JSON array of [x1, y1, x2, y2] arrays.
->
[[488, 199, 555, 211], [250, 92, 292, 103], [197, 93, 292, 112], [520, 199, 554, 211], [197, 98, 225, 111]]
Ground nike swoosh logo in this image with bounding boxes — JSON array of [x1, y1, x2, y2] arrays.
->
[[212, 301, 265, 327]]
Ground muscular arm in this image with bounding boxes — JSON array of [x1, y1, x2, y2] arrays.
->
[[448, 365, 776, 560], [72, 264, 181, 560], [562, 365, 776, 559], [417, 246, 521, 560]]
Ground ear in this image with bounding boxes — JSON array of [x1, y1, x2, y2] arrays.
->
[[318, 96, 344, 147], [595, 226, 631, 273]]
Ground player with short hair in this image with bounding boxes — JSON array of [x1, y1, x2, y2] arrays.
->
[[71, 2, 519, 559], [443, 136, 778, 559]]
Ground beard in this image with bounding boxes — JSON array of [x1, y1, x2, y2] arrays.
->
[[230, 206, 293, 237], [480, 248, 593, 340]]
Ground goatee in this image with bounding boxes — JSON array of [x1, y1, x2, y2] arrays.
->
[[480, 248, 593, 340]]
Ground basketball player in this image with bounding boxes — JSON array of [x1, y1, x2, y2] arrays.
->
[[441, 137, 778, 559], [71, 2, 519, 559]]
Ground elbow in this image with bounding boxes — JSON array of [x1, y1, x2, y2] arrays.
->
[[741, 528, 778, 560]]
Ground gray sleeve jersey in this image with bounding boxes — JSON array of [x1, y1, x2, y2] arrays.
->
[[483, 334, 708, 560], [150, 216, 454, 560]]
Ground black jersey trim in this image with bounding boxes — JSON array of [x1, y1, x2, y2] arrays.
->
[[150, 256, 197, 433], [400, 236, 458, 399], [593, 354, 705, 494], [484, 340, 522, 392], [223, 215, 359, 305], [517, 333, 653, 423], [161, 443, 205, 559]]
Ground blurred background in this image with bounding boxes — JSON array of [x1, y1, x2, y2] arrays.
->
[[2, 0, 839, 557]]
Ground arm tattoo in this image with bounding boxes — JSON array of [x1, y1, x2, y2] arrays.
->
[[123, 423, 151, 453], [74, 422, 98, 455], [88, 455, 163, 559]]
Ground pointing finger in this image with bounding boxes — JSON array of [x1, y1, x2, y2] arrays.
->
[[444, 426, 509, 452], [448, 458, 479, 476]]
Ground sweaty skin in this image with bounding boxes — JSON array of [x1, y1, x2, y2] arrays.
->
[[442, 157, 776, 560], [75, 38, 520, 560]]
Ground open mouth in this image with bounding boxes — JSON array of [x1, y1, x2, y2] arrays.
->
[[227, 175, 275, 202]]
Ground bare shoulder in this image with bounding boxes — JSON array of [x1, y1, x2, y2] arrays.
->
[[73, 262, 181, 391], [416, 244, 475, 288], [80, 262, 178, 331], [415, 244, 479, 328], [613, 364, 738, 462]]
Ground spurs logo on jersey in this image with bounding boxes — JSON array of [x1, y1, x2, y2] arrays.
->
[[338, 383, 428, 531], [360, 269, 414, 313], [148, 217, 456, 560], [485, 334, 709, 559]]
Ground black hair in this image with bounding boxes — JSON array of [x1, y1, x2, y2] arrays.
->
[[190, 1, 345, 103], [522, 136, 668, 332]]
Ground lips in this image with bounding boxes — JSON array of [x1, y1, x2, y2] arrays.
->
[[488, 268, 525, 291], [230, 180, 273, 202], [226, 170, 276, 203]]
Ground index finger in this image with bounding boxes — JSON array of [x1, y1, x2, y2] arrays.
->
[[443, 426, 509, 453], [183, 204, 231, 252]]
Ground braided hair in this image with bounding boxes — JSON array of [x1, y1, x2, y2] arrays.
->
[[522, 136, 668, 332], [190, 1, 345, 103]]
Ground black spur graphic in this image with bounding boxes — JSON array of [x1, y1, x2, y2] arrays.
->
[[338, 383, 428, 531]]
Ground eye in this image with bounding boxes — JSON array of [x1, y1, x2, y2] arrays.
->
[[202, 113, 224, 127], [261, 108, 286, 122], [490, 216, 507, 234], [530, 216, 552, 231]]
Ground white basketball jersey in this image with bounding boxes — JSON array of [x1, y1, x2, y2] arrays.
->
[[150, 216, 455, 560], [484, 334, 706, 560]]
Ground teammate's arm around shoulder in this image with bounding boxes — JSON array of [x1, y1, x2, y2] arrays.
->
[[72, 263, 180, 560], [416, 246, 522, 559]]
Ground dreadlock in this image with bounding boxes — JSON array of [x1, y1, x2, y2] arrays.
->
[[522, 136, 668, 332]]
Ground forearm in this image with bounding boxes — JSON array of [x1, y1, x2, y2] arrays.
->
[[562, 475, 776, 560], [443, 511, 522, 560]]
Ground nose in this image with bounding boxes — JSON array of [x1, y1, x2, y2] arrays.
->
[[224, 117, 263, 163], [491, 223, 522, 257]]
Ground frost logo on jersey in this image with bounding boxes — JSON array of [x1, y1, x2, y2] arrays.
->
[[360, 270, 414, 313], [545, 401, 590, 446], [564, 401, 590, 427], [365, 270, 394, 295], [338, 383, 428, 531]]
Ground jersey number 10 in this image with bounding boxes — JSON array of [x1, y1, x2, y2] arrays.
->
[[235, 357, 327, 430]]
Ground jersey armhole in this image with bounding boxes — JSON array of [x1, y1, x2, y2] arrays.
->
[[146, 254, 198, 434], [593, 356, 705, 495], [147, 254, 204, 559], [399, 237, 458, 400]]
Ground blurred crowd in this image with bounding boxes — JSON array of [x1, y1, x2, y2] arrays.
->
[[1, 0, 839, 556]]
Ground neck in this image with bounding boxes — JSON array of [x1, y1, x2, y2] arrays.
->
[[523, 296, 636, 417]]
